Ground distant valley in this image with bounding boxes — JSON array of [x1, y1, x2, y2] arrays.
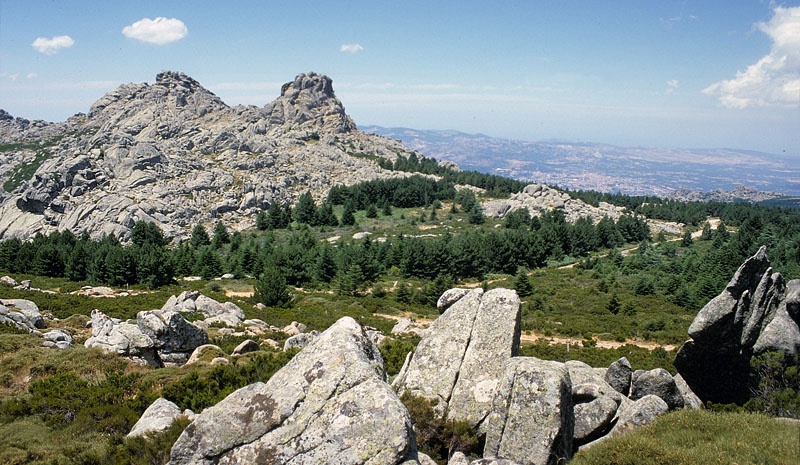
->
[[363, 126, 800, 197]]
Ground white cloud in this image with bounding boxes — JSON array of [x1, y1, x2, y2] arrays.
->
[[340, 43, 364, 54], [26, 73, 37, 79], [8, 73, 18, 81], [703, 6, 800, 108], [122, 17, 188, 45], [666, 79, 679, 94], [31, 35, 74, 55]]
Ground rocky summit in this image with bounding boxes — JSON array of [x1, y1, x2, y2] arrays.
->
[[0, 71, 418, 241]]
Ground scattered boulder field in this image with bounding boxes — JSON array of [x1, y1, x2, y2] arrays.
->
[[105, 285, 700, 465], [4, 245, 798, 464]]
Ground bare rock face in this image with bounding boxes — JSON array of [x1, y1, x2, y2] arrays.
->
[[0, 71, 427, 242], [674, 246, 800, 403], [396, 288, 521, 426], [482, 357, 573, 465], [168, 317, 422, 465], [481, 184, 681, 234]]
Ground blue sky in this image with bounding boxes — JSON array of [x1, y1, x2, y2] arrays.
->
[[1, 0, 798, 154]]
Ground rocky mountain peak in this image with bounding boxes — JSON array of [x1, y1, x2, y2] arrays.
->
[[280, 72, 334, 98], [154, 70, 203, 90], [267, 72, 355, 134], [0, 70, 419, 241]]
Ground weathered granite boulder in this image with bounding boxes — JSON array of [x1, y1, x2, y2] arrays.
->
[[137, 309, 210, 365], [630, 368, 684, 410], [674, 246, 800, 403], [448, 289, 522, 426], [283, 331, 318, 351], [0, 275, 18, 286], [482, 357, 573, 465], [608, 395, 669, 437], [0, 299, 44, 331], [85, 310, 160, 366], [162, 292, 245, 327], [85, 308, 208, 366], [232, 339, 259, 355], [42, 329, 74, 349], [186, 344, 225, 365], [573, 396, 619, 442], [168, 317, 422, 465], [437, 288, 472, 314], [281, 321, 307, 336], [396, 288, 521, 427], [448, 451, 470, 465], [673, 374, 703, 409], [128, 398, 182, 437], [604, 357, 632, 396]]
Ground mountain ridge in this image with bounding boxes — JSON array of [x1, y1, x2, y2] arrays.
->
[[0, 72, 418, 241]]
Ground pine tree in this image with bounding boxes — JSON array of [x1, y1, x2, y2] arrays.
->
[[254, 266, 290, 307], [198, 247, 223, 279], [337, 264, 365, 296], [701, 222, 712, 240], [65, 242, 90, 281], [365, 203, 378, 218], [190, 224, 210, 248], [314, 244, 338, 283], [340, 199, 356, 226], [681, 229, 693, 247], [607, 294, 621, 314], [381, 201, 392, 217], [468, 203, 485, 225], [256, 210, 269, 230], [212, 221, 230, 248], [514, 269, 534, 297], [293, 191, 317, 224], [267, 202, 283, 229], [395, 282, 412, 303]]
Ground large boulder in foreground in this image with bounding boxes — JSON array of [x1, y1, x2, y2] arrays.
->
[[674, 246, 800, 403], [396, 288, 521, 426], [168, 317, 422, 465], [482, 357, 573, 465]]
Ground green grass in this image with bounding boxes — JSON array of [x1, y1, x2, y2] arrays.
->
[[518, 266, 696, 344], [571, 409, 800, 465]]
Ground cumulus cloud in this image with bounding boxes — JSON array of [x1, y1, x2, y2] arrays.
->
[[31, 35, 74, 55], [122, 17, 188, 45], [703, 6, 800, 108], [340, 43, 364, 54]]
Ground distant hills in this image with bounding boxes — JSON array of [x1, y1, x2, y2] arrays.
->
[[363, 126, 800, 198]]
